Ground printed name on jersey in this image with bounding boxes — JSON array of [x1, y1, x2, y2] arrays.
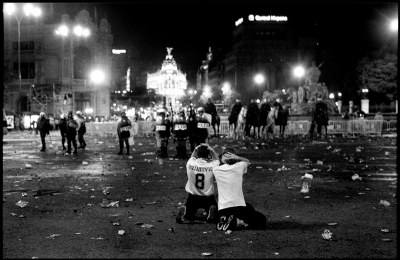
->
[[120, 126, 131, 131], [188, 165, 213, 172]]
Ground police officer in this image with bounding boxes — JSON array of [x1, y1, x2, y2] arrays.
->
[[172, 107, 189, 159], [66, 112, 78, 155], [194, 107, 210, 146], [155, 108, 171, 158], [36, 112, 51, 152], [117, 111, 132, 155], [58, 113, 67, 150], [75, 111, 87, 149], [187, 103, 197, 152]]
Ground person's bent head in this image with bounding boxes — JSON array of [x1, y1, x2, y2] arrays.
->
[[197, 145, 210, 159], [220, 147, 238, 165]]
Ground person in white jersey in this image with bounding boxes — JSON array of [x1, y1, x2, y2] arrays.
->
[[176, 143, 220, 224], [213, 147, 267, 231]]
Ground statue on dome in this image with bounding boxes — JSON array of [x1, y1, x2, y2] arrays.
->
[[166, 47, 173, 59]]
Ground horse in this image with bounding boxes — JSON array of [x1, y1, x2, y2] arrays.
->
[[235, 106, 247, 140], [245, 102, 260, 139], [259, 102, 271, 139], [211, 113, 220, 138]]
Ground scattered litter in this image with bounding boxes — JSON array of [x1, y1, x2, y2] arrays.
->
[[328, 223, 337, 226], [25, 164, 32, 169], [118, 230, 125, 235], [351, 174, 362, 181], [316, 160, 323, 165], [303, 196, 311, 199], [158, 159, 163, 165], [141, 152, 154, 155], [75, 233, 82, 235], [379, 200, 390, 207], [201, 252, 213, 256], [146, 201, 157, 205], [86, 203, 94, 207], [385, 151, 390, 156], [22, 192, 27, 197], [327, 146, 332, 150], [11, 213, 18, 216], [287, 187, 294, 190], [382, 238, 392, 242], [322, 229, 333, 240], [90, 237, 104, 240], [138, 143, 143, 146], [332, 148, 341, 153], [128, 156, 133, 159], [74, 186, 82, 190], [256, 166, 262, 169], [15, 200, 29, 208], [275, 152, 281, 154], [82, 161, 89, 165], [303, 158, 310, 162], [154, 172, 160, 175], [46, 234, 61, 239], [274, 252, 280, 255], [141, 224, 154, 228], [358, 192, 365, 195], [102, 187, 113, 195], [126, 198, 134, 202], [132, 167, 135, 170], [356, 148, 362, 153], [285, 215, 290, 218], [100, 199, 119, 208], [225, 230, 232, 234], [381, 229, 390, 233]]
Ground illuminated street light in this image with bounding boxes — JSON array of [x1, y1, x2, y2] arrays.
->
[[338, 92, 342, 98], [254, 74, 265, 85], [203, 85, 212, 98], [293, 65, 306, 78], [4, 3, 42, 114], [389, 18, 398, 33], [329, 93, 335, 99], [90, 69, 105, 84]]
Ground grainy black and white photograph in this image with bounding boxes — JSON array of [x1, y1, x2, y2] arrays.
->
[[2, 0, 397, 258]]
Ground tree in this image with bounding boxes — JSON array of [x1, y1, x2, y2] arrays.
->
[[356, 52, 397, 104]]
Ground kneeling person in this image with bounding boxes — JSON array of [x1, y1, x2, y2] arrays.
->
[[176, 144, 220, 224], [213, 148, 267, 231]]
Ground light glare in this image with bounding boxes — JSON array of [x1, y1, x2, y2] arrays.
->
[[390, 19, 398, 32], [293, 66, 305, 78], [4, 3, 16, 15], [90, 69, 105, 84], [254, 74, 265, 84]]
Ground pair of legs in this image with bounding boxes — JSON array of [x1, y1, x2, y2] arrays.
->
[[217, 203, 267, 230], [60, 131, 66, 149], [317, 123, 328, 138], [118, 137, 130, 155], [279, 124, 286, 137], [67, 135, 78, 154], [40, 132, 46, 151], [78, 133, 86, 149], [176, 193, 217, 223], [174, 138, 187, 159]]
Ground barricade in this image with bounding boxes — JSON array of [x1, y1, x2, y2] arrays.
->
[[86, 119, 386, 137]]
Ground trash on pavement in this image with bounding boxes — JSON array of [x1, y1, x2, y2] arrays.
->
[[154, 172, 160, 175], [126, 198, 134, 202], [317, 160, 323, 165], [381, 229, 389, 233], [300, 174, 313, 194], [82, 161, 89, 165], [25, 164, 32, 169], [225, 230, 232, 234], [275, 152, 281, 154], [90, 237, 104, 240], [201, 252, 213, 256], [322, 229, 333, 240], [22, 192, 27, 197], [256, 166, 262, 169], [118, 230, 125, 235], [100, 199, 119, 208], [102, 187, 113, 195], [16, 200, 29, 208], [11, 213, 18, 216], [328, 223, 337, 226], [46, 234, 61, 239], [351, 174, 362, 181], [382, 238, 392, 242], [379, 200, 390, 207], [141, 224, 154, 228], [385, 151, 390, 156], [146, 201, 157, 205]]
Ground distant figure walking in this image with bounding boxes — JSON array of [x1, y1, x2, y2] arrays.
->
[[309, 97, 329, 139], [65, 112, 79, 155], [75, 111, 87, 149], [58, 113, 67, 150]]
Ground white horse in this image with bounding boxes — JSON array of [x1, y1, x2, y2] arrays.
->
[[235, 106, 247, 140]]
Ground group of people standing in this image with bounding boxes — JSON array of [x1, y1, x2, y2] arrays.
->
[[35, 111, 86, 155]]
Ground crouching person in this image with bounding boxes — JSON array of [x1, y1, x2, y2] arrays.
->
[[213, 148, 267, 231], [176, 144, 220, 224]]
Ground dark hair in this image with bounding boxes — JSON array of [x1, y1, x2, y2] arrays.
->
[[222, 147, 235, 155], [197, 145, 210, 159], [221, 147, 238, 165]]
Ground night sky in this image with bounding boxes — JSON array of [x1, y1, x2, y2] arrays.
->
[[49, 1, 397, 87]]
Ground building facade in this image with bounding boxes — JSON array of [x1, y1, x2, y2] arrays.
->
[[3, 6, 113, 119]]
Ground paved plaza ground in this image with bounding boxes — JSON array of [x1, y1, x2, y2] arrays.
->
[[2, 130, 397, 258]]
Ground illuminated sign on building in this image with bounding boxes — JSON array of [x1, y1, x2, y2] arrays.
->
[[112, 49, 126, 54], [235, 17, 243, 26], [248, 14, 288, 22]]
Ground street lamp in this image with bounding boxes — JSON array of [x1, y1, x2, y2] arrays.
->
[[90, 69, 105, 117], [55, 24, 90, 113], [389, 18, 398, 33], [337, 92, 343, 113], [361, 88, 369, 114], [4, 3, 41, 114], [293, 65, 306, 79]]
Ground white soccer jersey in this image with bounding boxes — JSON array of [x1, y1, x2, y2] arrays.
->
[[185, 157, 220, 196], [212, 161, 248, 210]]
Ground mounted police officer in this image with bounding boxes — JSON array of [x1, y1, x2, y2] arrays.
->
[[172, 107, 189, 159], [117, 111, 132, 155], [194, 107, 210, 146], [155, 108, 171, 158]]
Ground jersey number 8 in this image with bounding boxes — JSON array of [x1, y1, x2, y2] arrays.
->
[[195, 173, 205, 189]]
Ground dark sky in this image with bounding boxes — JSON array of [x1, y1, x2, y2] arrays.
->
[[50, 1, 398, 82]]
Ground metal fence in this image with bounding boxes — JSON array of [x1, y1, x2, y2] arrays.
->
[[86, 119, 394, 137]]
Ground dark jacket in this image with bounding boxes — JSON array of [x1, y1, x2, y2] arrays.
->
[[259, 102, 271, 125], [76, 115, 86, 135], [58, 118, 67, 133], [246, 102, 260, 126], [66, 118, 79, 136], [117, 116, 132, 139], [228, 102, 242, 124], [36, 117, 50, 135], [315, 101, 329, 125]]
